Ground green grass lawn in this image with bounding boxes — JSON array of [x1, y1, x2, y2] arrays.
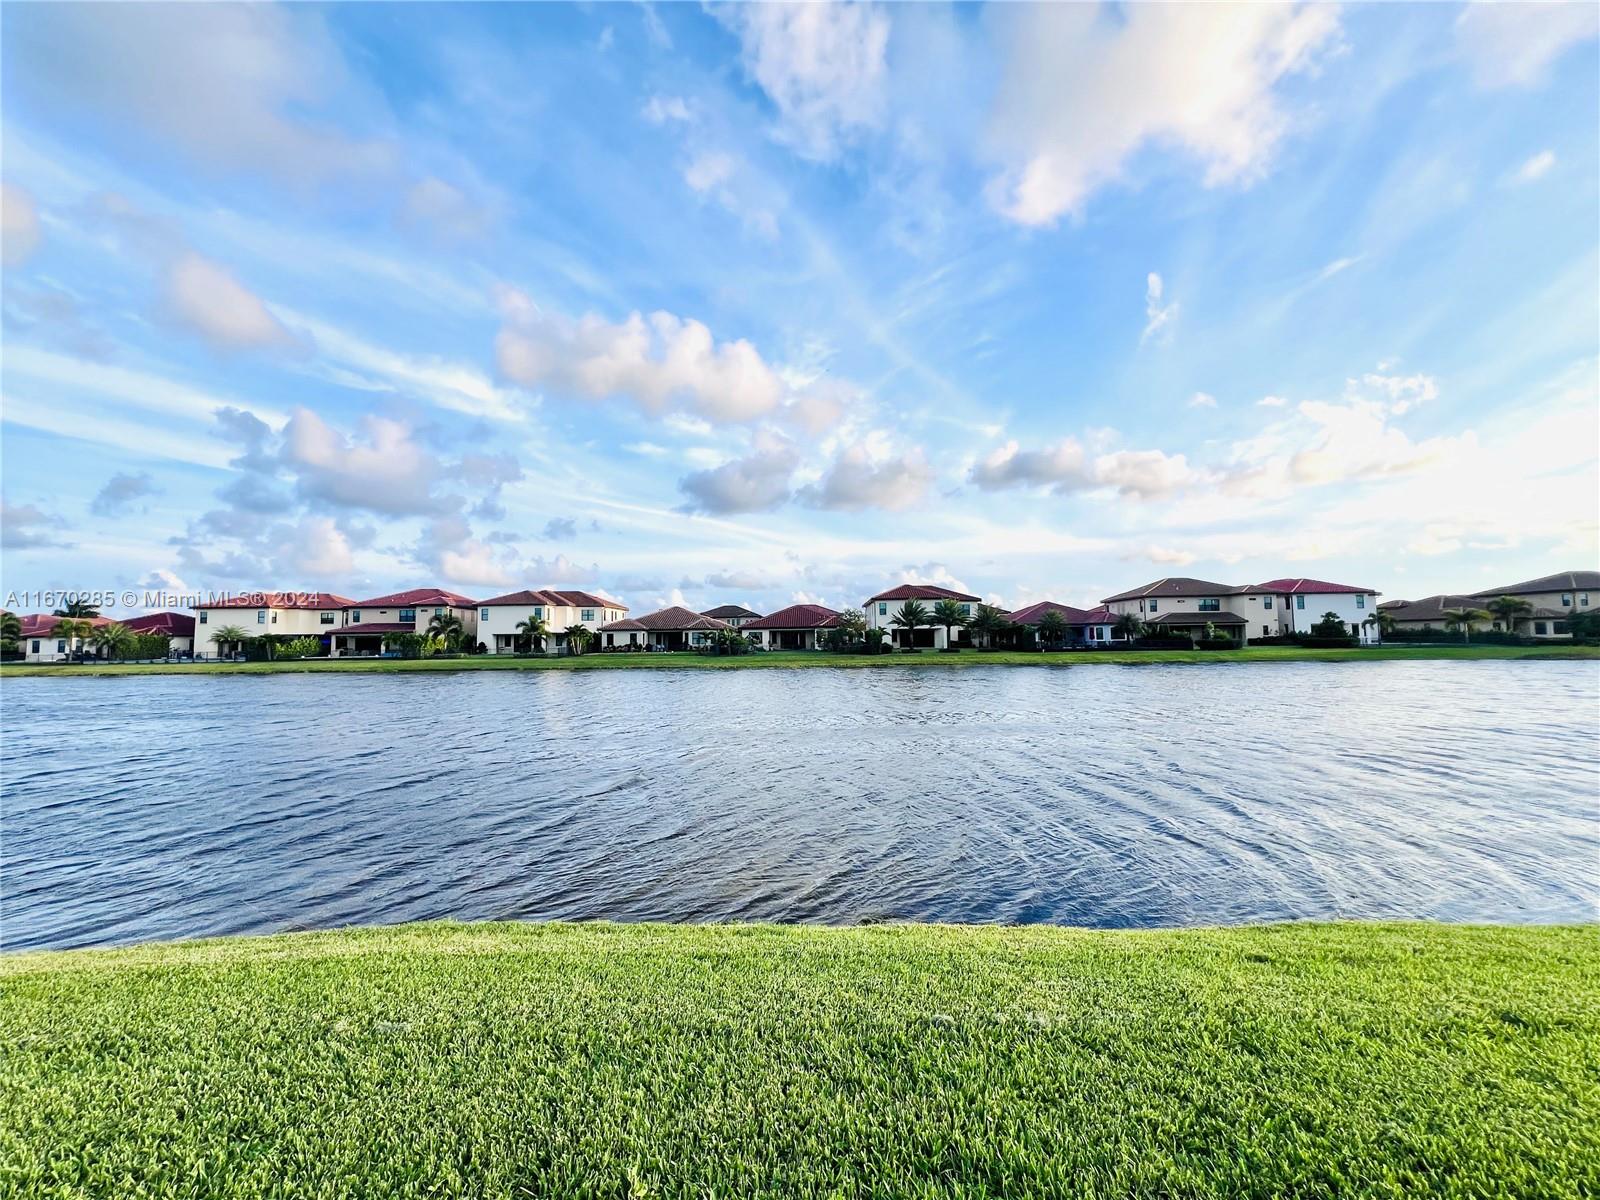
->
[[2, 921, 1595, 1198], [4, 643, 1596, 677]]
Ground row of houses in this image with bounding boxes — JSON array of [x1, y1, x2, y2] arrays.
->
[[14, 570, 1592, 662]]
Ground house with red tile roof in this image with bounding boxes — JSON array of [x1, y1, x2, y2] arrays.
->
[[600, 606, 731, 651], [1006, 601, 1117, 646], [16, 613, 113, 662], [863, 583, 981, 649], [331, 587, 482, 657], [1101, 576, 1381, 643], [122, 611, 196, 656], [1250, 578, 1382, 642], [742, 603, 842, 650], [701, 604, 763, 628], [476, 588, 628, 654], [193, 591, 354, 658]]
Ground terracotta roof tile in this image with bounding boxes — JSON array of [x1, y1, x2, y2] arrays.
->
[[743, 604, 841, 630], [866, 583, 981, 603], [600, 606, 731, 632]]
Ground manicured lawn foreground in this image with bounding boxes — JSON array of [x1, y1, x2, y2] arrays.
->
[[2, 921, 1595, 1198]]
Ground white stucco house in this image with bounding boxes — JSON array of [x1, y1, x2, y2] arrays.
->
[[193, 591, 354, 658], [16, 613, 111, 662], [864, 584, 980, 649], [742, 604, 841, 650], [600, 606, 730, 650], [1248, 578, 1382, 643], [331, 587, 480, 656], [1006, 601, 1117, 646], [1101, 578, 1252, 643], [476, 588, 627, 654]]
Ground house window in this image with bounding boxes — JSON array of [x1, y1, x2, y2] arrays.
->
[[257, 610, 267, 624], [1582, 594, 1591, 606], [1356, 595, 1366, 609], [1262, 597, 1271, 610], [959, 603, 971, 616], [271, 612, 278, 624], [1148, 599, 1159, 612], [534, 606, 543, 618], [1554, 621, 1569, 634], [434, 608, 442, 615], [1262, 625, 1271, 637], [1534, 622, 1549, 635], [350, 611, 362, 623], [321, 612, 335, 625], [31, 640, 39, 653], [878, 602, 887, 615], [480, 608, 490, 621], [1295, 596, 1306, 610], [581, 608, 595, 622], [1197, 598, 1219, 612], [1561, 593, 1572, 607], [57, 640, 65, 652], [199, 611, 208, 624], [399, 609, 416, 623]]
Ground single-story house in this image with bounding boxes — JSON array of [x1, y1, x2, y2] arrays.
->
[[1471, 570, 1598, 638], [477, 589, 628, 654], [332, 587, 480, 657], [122, 611, 196, 656], [742, 604, 841, 650], [864, 584, 980, 649], [701, 605, 763, 628], [1006, 601, 1117, 646], [17, 613, 112, 662], [193, 591, 354, 658], [1378, 595, 1497, 636], [600, 606, 731, 650]]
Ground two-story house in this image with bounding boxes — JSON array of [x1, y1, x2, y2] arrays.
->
[[192, 591, 354, 658], [1471, 570, 1598, 638], [1101, 578, 1251, 643], [863, 584, 980, 649], [701, 605, 763, 628], [477, 589, 628, 654], [331, 588, 480, 657], [1247, 578, 1382, 643]]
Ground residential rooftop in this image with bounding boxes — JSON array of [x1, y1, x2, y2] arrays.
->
[[350, 587, 479, 608], [1471, 570, 1599, 598], [1101, 578, 1243, 603], [1251, 578, 1378, 596], [743, 604, 841, 630], [478, 588, 622, 610], [602, 606, 732, 633], [866, 584, 981, 603], [701, 605, 763, 620], [1007, 601, 1114, 626], [198, 591, 355, 610]]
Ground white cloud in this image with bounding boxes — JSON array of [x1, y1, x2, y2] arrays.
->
[[970, 437, 1201, 500], [987, 3, 1340, 224], [1510, 149, 1557, 185], [1456, 2, 1599, 89], [494, 289, 785, 422], [716, 2, 890, 160], [1258, 395, 1288, 408], [1142, 272, 1178, 343], [1128, 545, 1199, 567], [642, 95, 692, 125], [166, 253, 292, 351], [678, 437, 799, 515], [278, 516, 355, 576], [1, 182, 42, 268], [1189, 391, 1217, 409], [800, 445, 934, 511], [1354, 369, 1438, 415], [281, 408, 448, 516], [1, 499, 69, 549], [399, 177, 490, 240], [684, 151, 735, 194]]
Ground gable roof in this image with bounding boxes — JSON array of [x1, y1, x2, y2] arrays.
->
[[1102, 578, 1244, 603], [1007, 601, 1114, 626], [350, 587, 478, 608], [122, 611, 195, 637], [702, 605, 763, 620], [197, 591, 354, 610], [1471, 570, 1600, 598], [16, 613, 114, 637], [478, 588, 622, 610], [1377, 595, 1484, 621], [1252, 577, 1378, 596], [743, 604, 842, 630], [866, 583, 981, 603], [601, 606, 731, 632]]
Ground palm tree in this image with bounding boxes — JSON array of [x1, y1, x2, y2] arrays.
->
[[968, 604, 1010, 649], [563, 623, 593, 656], [1112, 612, 1145, 641], [52, 600, 101, 618], [1441, 607, 1491, 644], [0, 610, 21, 656], [89, 622, 134, 661], [889, 599, 930, 650], [426, 611, 465, 651], [1036, 610, 1067, 650], [51, 617, 92, 660], [514, 613, 549, 654], [1484, 595, 1533, 636], [930, 598, 969, 651], [210, 624, 249, 659], [1363, 609, 1396, 642]]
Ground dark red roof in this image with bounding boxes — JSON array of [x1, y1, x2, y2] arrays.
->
[[477, 588, 622, 610], [866, 583, 980, 603], [1101, 578, 1243, 603], [351, 587, 478, 608], [122, 611, 195, 637], [332, 622, 414, 635], [743, 604, 842, 630], [601, 606, 731, 632], [198, 591, 354, 610], [1252, 578, 1377, 595], [16, 614, 113, 637], [702, 605, 763, 620], [1007, 601, 1114, 626]]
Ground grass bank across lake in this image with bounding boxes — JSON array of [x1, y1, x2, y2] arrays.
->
[[3, 921, 1595, 1198], [5, 643, 1596, 677]]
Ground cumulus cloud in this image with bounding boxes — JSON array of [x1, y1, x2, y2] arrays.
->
[[684, 152, 735, 194], [987, 3, 1339, 224], [495, 289, 785, 423], [90, 471, 160, 517], [1, 182, 42, 268], [275, 515, 355, 576], [542, 517, 578, 540], [970, 437, 1202, 500], [281, 408, 448, 515], [1258, 395, 1288, 408], [679, 436, 799, 514], [800, 445, 935, 511], [1354, 369, 1437, 415], [1142, 273, 1178, 343], [1189, 391, 1217, 409], [1, 499, 69, 549], [166, 253, 293, 351], [5, 4, 394, 186], [1456, 2, 1599, 89], [715, 2, 890, 160], [412, 514, 515, 588]]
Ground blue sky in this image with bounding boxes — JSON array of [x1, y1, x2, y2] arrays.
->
[[2, 2, 1596, 618]]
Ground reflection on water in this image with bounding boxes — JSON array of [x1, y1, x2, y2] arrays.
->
[[3, 660, 1597, 950]]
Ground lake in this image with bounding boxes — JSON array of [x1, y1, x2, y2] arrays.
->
[[3, 661, 1597, 950]]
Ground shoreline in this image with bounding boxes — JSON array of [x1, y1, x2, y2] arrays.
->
[[4, 919, 1594, 1197], [4, 642, 1596, 677]]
